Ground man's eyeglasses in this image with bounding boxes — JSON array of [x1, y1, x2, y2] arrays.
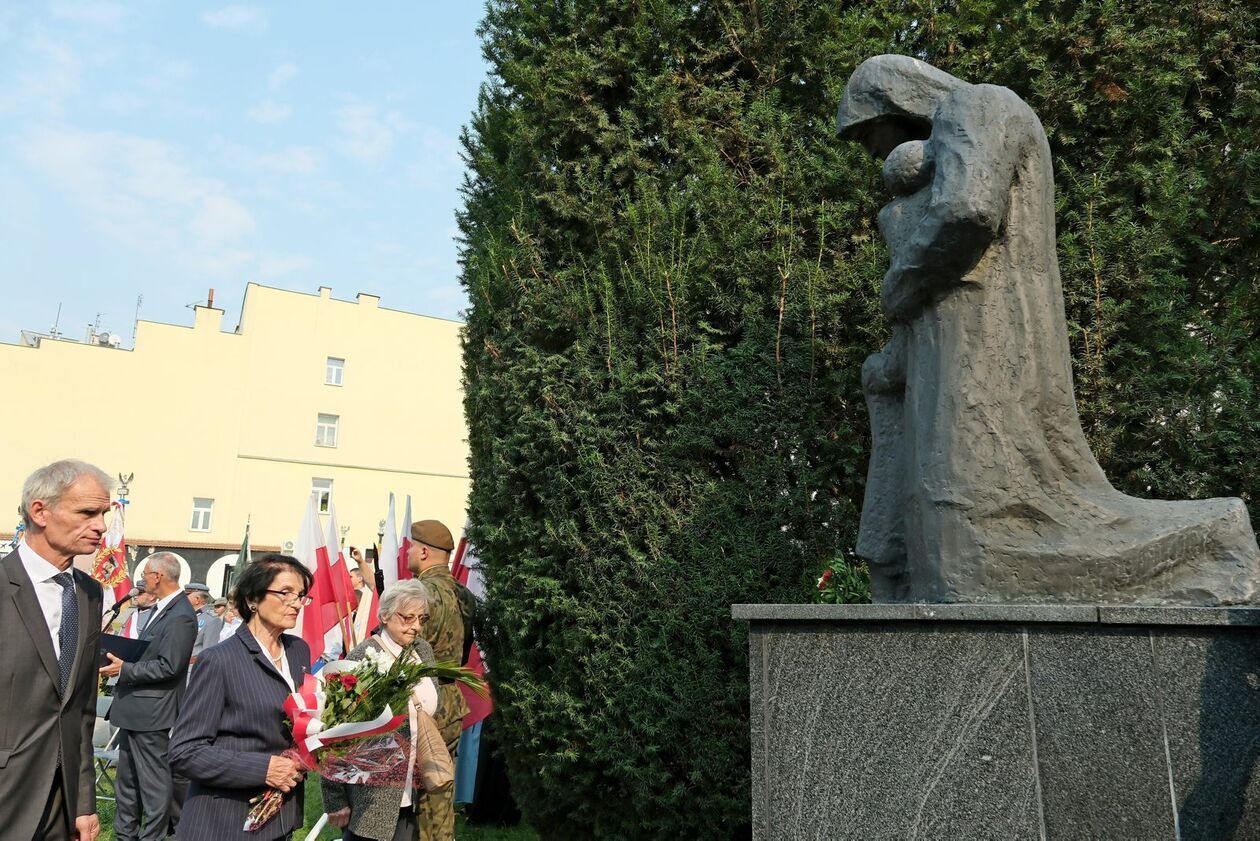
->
[[264, 589, 313, 607]]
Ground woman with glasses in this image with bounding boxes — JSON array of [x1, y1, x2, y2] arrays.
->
[[322, 579, 441, 841], [169, 554, 315, 840]]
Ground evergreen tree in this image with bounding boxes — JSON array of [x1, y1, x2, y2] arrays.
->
[[457, 2, 1258, 836]]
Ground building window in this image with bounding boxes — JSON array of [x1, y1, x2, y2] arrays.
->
[[313, 478, 333, 514], [326, 357, 345, 386], [190, 498, 214, 531], [316, 413, 339, 447]]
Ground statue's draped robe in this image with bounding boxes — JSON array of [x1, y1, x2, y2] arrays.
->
[[845, 57, 1259, 604]]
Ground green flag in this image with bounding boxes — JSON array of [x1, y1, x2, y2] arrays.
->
[[229, 516, 250, 593]]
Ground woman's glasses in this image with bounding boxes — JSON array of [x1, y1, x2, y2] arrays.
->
[[264, 589, 313, 607]]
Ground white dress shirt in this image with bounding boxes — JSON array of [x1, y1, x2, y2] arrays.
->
[[266, 645, 295, 691], [17, 539, 73, 659], [146, 588, 182, 629]]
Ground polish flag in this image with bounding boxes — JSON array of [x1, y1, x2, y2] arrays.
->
[[293, 493, 329, 664], [380, 493, 400, 590], [354, 572, 380, 640], [396, 495, 413, 581], [450, 524, 493, 728], [322, 503, 359, 653]]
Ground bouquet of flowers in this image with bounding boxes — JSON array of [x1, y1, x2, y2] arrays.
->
[[244, 643, 485, 832]]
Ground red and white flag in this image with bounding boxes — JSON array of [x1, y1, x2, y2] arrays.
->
[[93, 501, 131, 611], [380, 493, 400, 590], [450, 522, 493, 728], [396, 495, 413, 582], [293, 493, 329, 664], [322, 503, 358, 653]]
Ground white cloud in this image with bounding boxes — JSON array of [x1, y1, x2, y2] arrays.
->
[[258, 253, 312, 279], [404, 128, 463, 188], [100, 91, 145, 114], [142, 60, 192, 91], [21, 126, 259, 275], [50, 2, 127, 30], [268, 62, 298, 90], [248, 98, 291, 124], [189, 193, 255, 243], [200, 5, 266, 32], [0, 32, 83, 117], [258, 146, 319, 174], [335, 100, 414, 164]]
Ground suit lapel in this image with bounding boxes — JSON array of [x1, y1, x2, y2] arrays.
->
[[284, 635, 308, 688], [2, 551, 62, 695], [141, 592, 187, 640]]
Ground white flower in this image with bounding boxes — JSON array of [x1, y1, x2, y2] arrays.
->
[[362, 648, 390, 675]]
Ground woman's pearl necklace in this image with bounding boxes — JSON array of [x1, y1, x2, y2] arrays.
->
[[251, 621, 284, 664]]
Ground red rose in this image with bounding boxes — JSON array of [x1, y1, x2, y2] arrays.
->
[[817, 569, 834, 590], [340, 674, 359, 690]]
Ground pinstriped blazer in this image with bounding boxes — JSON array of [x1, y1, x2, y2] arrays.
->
[[169, 623, 310, 840]]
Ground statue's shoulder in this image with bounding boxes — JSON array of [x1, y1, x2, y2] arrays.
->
[[936, 83, 1029, 115]]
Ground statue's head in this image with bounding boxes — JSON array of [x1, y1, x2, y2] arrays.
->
[[837, 55, 964, 159]]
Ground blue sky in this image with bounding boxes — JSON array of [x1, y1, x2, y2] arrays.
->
[[0, 2, 490, 344]]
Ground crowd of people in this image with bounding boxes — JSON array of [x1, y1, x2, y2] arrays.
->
[[1, 459, 474, 841]]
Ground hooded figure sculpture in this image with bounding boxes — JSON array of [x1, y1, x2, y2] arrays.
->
[[839, 55, 1260, 604]]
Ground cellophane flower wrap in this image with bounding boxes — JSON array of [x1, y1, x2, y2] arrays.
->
[[244, 643, 486, 831]]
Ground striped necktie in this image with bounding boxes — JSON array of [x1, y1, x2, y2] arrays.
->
[[53, 572, 78, 694]]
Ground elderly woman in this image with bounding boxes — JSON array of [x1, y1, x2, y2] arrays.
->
[[169, 554, 314, 840], [322, 579, 441, 841]]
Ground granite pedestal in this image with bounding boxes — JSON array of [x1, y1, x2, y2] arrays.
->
[[733, 604, 1260, 840]]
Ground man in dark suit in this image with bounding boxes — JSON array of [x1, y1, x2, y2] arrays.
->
[[0, 459, 110, 841], [99, 552, 197, 841]]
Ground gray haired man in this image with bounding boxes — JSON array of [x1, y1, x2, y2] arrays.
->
[[1, 459, 111, 841], [100, 552, 197, 841]]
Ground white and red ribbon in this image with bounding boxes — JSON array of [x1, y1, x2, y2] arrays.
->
[[283, 660, 406, 768]]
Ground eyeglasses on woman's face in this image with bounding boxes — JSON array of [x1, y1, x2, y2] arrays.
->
[[264, 588, 313, 607]]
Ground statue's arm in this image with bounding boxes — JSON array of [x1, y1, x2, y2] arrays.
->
[[883, 86, 1024, 321]]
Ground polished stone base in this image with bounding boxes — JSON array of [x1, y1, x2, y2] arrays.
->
[[732, 604, 1260, 840]]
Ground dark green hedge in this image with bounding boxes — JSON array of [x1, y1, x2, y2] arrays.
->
[[457, 1, 1258, 837]]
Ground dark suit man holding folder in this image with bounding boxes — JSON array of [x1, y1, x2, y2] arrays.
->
[[99, 552, 197, 841], [1, 460, 110, 841]]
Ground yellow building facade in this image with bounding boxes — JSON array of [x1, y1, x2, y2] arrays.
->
[[0, 283, 470, 585]]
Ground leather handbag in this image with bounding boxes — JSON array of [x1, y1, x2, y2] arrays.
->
[[413, 710, 454, 792]]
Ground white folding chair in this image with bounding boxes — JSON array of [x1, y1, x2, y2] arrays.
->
[[93, 696, 120, 800], [304, 812, 329, 840]]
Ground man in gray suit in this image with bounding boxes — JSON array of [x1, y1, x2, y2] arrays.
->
[[99, 552, 197, 840], [1, 459, 109, 841]]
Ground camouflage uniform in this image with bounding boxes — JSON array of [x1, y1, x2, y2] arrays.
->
[[418, 565, 471, 841]]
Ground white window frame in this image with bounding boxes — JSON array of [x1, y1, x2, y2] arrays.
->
[[316, 413, 339, 448], [189, 498, 214, 532], [313, 478, 333, 514], [325, 356, 345, 386]]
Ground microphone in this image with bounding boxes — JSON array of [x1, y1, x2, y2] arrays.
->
[[107, 587, 140, 616]]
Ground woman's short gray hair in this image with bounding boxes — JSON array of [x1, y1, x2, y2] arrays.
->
[[378, 579, 430, 623], [20, 460, 114, 527]]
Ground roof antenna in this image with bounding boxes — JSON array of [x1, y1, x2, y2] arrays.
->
[[132, 294, 143, 347], [49, 303, 63, 340]]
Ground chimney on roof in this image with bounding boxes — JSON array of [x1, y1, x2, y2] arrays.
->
[[207, 288, 215, 308]]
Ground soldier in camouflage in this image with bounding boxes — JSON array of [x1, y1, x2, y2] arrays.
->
[[407, 519, 472, 841]]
